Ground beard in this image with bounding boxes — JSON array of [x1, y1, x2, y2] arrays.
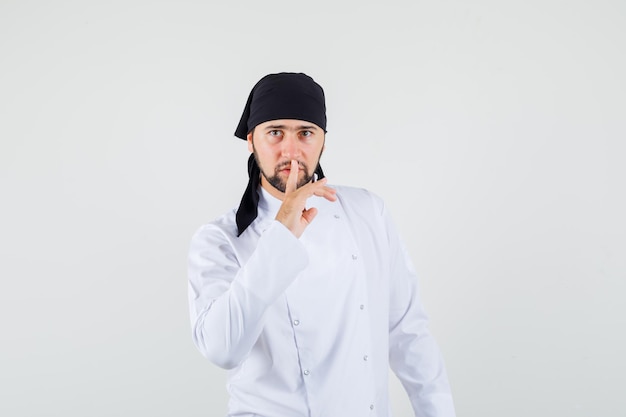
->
[[252, 148, 322, 193]]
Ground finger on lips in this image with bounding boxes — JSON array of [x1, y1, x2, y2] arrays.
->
[[284, 159, 336, 202], [286, 160, 298, 192]]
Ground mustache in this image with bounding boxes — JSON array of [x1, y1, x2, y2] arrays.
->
[[275, 161, 308, 171]]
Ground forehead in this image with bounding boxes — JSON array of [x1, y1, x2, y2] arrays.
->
[[256, 119, 322, 131]]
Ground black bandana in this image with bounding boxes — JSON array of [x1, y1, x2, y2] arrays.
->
[[234, 72, 327, 140], [234, 73, 327, 236]]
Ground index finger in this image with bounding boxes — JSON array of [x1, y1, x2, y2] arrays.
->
[[285, 159, 299, 194]]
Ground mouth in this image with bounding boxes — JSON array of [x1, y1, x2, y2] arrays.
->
[[277, 164, 304, 175]]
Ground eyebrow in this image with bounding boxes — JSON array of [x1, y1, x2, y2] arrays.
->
[[264, 124, 319, 131]]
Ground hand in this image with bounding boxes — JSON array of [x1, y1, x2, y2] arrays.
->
[[275, 160, 337, 238]]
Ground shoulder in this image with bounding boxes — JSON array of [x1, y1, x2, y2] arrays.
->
[[333, 185, 386, 216], [191, 207, 239, 246]]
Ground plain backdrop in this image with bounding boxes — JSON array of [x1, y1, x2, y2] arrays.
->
[[1, 1, 625, 416]]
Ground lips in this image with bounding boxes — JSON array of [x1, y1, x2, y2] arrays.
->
[[276, 162, 306, 177], [278, 163, 304, 171]]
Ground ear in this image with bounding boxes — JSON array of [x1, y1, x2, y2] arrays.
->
[[247, 132, 253, 153]]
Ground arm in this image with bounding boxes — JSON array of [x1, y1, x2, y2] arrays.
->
[[188, 161, 337, 369], [188, 220, 307, 369], [385, 206, 456, 417]]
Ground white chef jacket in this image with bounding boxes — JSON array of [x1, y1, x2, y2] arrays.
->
[[188, 185, 455, 417]]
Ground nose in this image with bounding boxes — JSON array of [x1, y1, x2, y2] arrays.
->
[[280, 133, 301, 159]]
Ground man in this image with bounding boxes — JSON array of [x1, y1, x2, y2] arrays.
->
[[188, 72, 456, 416]]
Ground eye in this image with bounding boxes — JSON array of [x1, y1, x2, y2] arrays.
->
[[300, 130, 313, 138], [269, 130, 282, 137]]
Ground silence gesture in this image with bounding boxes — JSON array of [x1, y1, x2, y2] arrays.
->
[[275, 159, 337, 238]]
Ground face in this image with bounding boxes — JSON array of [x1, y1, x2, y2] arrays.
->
[[247, 119, 325, 197]]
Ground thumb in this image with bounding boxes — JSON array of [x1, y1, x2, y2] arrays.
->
[[301, 207, 318, 225]]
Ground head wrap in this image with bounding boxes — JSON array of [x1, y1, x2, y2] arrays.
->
[[234, 73, 327, 236], [234, 72, 327, 139]]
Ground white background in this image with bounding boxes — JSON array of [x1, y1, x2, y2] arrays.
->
[[1, 1, 625, 416]]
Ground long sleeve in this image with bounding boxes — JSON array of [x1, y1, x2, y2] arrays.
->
[[385, 206, 457, 417], [188, 186, 456, 416], [188, 219, 308, 369]]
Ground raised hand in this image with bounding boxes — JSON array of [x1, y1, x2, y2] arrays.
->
[[275, 160, 337, 238]]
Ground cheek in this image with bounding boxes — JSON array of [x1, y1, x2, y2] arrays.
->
[[310, 144, 325, 160], [254, 146, 281, 167]]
